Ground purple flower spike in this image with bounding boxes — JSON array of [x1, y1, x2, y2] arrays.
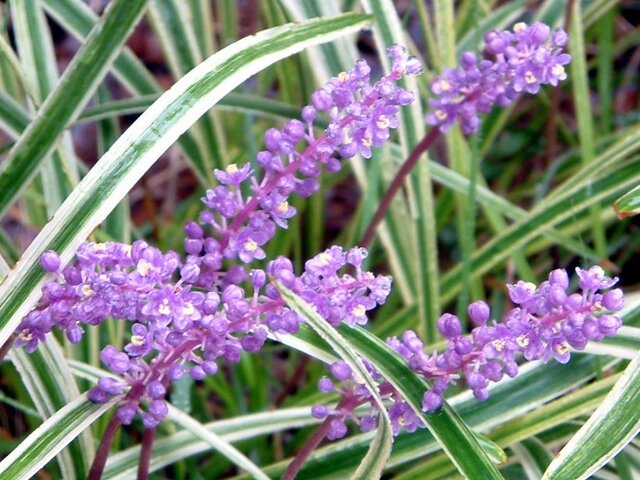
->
[[316, 266, 623, 439], [427, 22, 571, 134]]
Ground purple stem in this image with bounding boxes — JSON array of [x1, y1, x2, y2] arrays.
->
[[282, 396, 359, 480], [137, 427, 156, 480], [359, 127, 441, 248], [87, 413, 122, 480]]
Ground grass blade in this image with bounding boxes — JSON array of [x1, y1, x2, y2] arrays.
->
[[0, 0, 147, 218], [543, 352, 640, 480], [361, 0, 440, 342], [0, 394, 120, 480]]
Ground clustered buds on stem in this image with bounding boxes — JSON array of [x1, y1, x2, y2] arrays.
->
[[313, 267, 623, 439], [427, 22, 571, 134], [15, 46, 420, 427]]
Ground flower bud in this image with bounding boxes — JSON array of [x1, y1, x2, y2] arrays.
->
[[468, 301, 490, 326], [602, 289, 624, 311], [437, 313, 462, 338], [40, 251, 60, 272]]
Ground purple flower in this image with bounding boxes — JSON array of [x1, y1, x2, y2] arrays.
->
[[314, 265, 624, 440], [427, 22, 571, 134]]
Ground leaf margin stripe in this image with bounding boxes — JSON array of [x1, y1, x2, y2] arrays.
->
[[0, 393, 120, 480], [542, 351, 640, 480]]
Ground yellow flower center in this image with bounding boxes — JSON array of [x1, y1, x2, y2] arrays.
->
[[376, 116, 390, 129], [492, 339, 506, 352], [131, 334, 145, 347], [525, 71, 537, 84], [244, 239, 258, 252], [277, 201, 289, 214], [555, 342, 570, 356], [439, 79, 451, 92], [317, 252, 331, 266], [158, 300, 171, 316], [516, 335, 529, 348], [551, 65, 565, 77], [82, 284, 94, 297], [19, 331, 34, 341], [352, 305, 366, 318], [338, 71, 349, 82], [183, 303, 195, 316], [435, 109, 448, 121], [226, 163, 239, 174], [514, 22, 527, 33], [138, 259, 152, 276]]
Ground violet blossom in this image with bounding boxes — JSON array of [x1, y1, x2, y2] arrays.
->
[[313, 267, 624, 438], [427, 21, 571, 134], [14, 46, 419, 426]]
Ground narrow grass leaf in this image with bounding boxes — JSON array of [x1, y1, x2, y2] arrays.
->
[[543, 352, 640, 480], [167, 406, 270, 480], [361, 0, 439, 341], [440, 158, 640, 303], [9, 340, 94, 479], [0, 394, 120, 480]]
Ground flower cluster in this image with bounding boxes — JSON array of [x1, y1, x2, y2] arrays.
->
[[313, 266, 624, 438], [184, 45, 420, 288], [18, 242, 391, 427], [14, 46, 418, 427], [427, 21, 571, 134]]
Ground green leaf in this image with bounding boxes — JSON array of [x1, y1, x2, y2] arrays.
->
[[41, 0, 212, 182], [276, 283, 394, 479], [440, 156, 640, 304], [9, 339, 94, 479], [0, 394, 120, 480], [511, 438, 554, 480], [0, 0, 147, 218], [614, 183, 640, 218], [148, 0, 226, 174], [543, 352, 640, 480], [103, 406, 319, 479], [0, 13, 373, 350], [41, 0, 158, 95], [167, 406, 270, 480], [10, 0, 79, 215]]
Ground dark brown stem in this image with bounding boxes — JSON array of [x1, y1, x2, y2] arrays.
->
[[0, 333, 16, 363], [137, 427, 156, 480], [282, 397, 358, 480], [359, 127, 441, 248], [274, 356, 310, 407], [87, 413, 122, 480]]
